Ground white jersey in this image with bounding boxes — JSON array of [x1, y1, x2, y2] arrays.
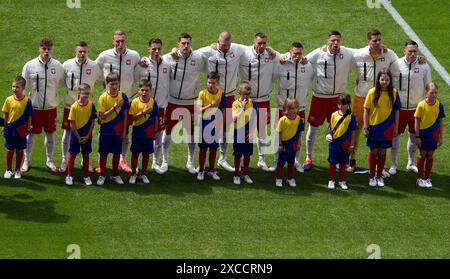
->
[[162, 50, 206, 106], [197, 43, 247, 97], [273, 53, 314, 111], [239, 46, 278, 102], [307, 46, 356, 98], [390, 57, 432, 110], [62, 58, 102, 107], [134, 57, 170, 108], [353, 46, 398, 98], [22, 57, 64, 109], [95, 48, 141, 98]]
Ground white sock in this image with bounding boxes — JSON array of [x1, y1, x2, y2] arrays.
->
[[219, 141, 227, 162], [45, 132, 55, 162], [61, 129, 70, 162], [25, 133, 35, 162], [296, 139, 302, 164], [187, 142, 196, 164], [306, 125, 318, 161], [257, 138, 265, 162], [121, 134, 130, 161], [407, 133, 417, 165], [391, 135, 400, 169], [162, 133, 172, 164], [153, 132, 163, 165]]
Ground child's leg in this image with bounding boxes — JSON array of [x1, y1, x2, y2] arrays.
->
[[287, 163, 294, 179], [112, 154, 120, 176], [141, 153, 150, 174], [67, 153, 76, 177], [234, 156, 241, 177], [6, 149, 14, 170], [329, 164, 336, 181], [243, 155, 251, 175], [15, 150, 23, 171], [368, 150, 377, 177], [276, 164, 283, 179], [376, 148, 387, 177], [425, 150, 434, 179], [417, 150, 426, 178], [199, 148, 207, 172], [82, 154, 90, 177], [209, 148, 217, 172], [100, 155, 108, 176], [131, 153, 139, 175], [338, 163, 346, 181]]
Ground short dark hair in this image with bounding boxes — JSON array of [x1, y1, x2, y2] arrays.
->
[[148, 38, 162, 45], [291, 42, 303, 49], [337, 93, 351, 105], [207, 72, 220, 81], [13, 76, 26, 87], [39, 38, 53, 47], [367, 29, 381, 40], [254, 32, 267, 39], [139, 79, 152, 88], [75, 41, 88, 48], [106, 72, 120, 84], [328, 30, 341, 37], [178, 33, 192, 41], [404, 40, 418, 47]]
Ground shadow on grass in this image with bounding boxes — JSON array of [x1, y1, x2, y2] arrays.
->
[[0, 193, 70, 223]]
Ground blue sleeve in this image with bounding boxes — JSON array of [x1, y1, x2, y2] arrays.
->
[[219, 92, 227, 110], [394, 93, 401, 110], [25, 99, 33, 117], [152, 101, 160, 117], [252, 100, 259, 116], [350, 114, 359, 131], [91, 104, 97, 120], [439, 103, 446, 119], [122, 93, 130, 110]]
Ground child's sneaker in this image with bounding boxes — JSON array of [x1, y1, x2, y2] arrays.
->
[[287, 178, 296, 188], [14, 170, 21, 179], [129, 174, 137, 184], [302, 159, 312, 171], [242, 175, 253, 184], [233, 176, 241, 185], [197, 171, 204, 181], [97, 176, 106, 186], [4, 170, 13, 179], [275, 178, 283, 188], [83, 176, 92, 186], [65, 175, 73, 186], [425, 178, 432, 188], [111, 175, 124, 185], [376, 177, 385, 187], [416, 178, 427, 188], [369, 177, 377, 187], [338, 181, 348, 190], [140, 174, 150, 184], [207, 171, 220, 180], [327, 180, 335, 189]]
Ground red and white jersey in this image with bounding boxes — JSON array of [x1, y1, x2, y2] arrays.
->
[[390, 57, 432, 110], [307, 46, 356, 98], [22, 57, 64, 109], [134, 57, 170, 108], [197, 43, 247, 96], [239, 46, 279, 102], [273, 53, 314, 111], [353, 46, 398, 98], [62, 58, 102, 107], [96, 48, 141, 98], [162, 50, 206, 106]]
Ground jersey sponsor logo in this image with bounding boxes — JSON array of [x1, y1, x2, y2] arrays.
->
[[51, 67, 56, 74], [301, 67, 306, 73], [86, 69, 92, 75], [191, 60, 196, 66], [126, 59, 131, 65], [414, 67, 420, 73], [339, 54, 344, 59], [163, 68, 168, 74]]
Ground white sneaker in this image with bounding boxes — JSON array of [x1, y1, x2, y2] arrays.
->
[[20, 160, 31, 172], [406, 163, 419, 174], [233, 176, 241, 185], [369, 177, 377, 187], [186, 161, 197, 174], [328, 180, 335, 189], [218, 159, 235, 172], [59, 159, 68, 173], [287, 178, 296, 187], [338, 181, 348, 190], [129, 174, 137, 184], [267, 162, 277, 172], [207, 171, 220, 180], [14, 170, 21, 179], [242, 175, 253, 184], [425, 178, 432, 188], [4, 170, 13, 179], [83, 176, 92, 186], [417, 178, 427, 188], [377, 177, 385, 187], [111, 175, 124, 185], [197, 171, 204, 181], [46, 160, 59, 173], [97, 176, 106, 186], [140, 174, 150, 184], [152, 163, 164, 175], [388, 166, 397, 176], [257, 159, 270, 172], [275, 178, 283, 188], [160, 162, 168, 173], [65, 175, 73, 185], [294, 161, 304, 173]]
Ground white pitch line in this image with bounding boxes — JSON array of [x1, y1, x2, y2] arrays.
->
[[380, 0, 450, 86]]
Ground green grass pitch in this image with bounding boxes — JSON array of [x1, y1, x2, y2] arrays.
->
[[0, 0, 449, 258]]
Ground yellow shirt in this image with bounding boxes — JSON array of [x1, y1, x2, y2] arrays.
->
[[129, 97, 156, 126], [2, 95, 31, 124], [414, 100, 443, 130], [277, 115, 301, 141], [197, 89, 225, 119], [232, 98, 257, 129], [364, 88, 398, 126], [97, 91, 125, 124], [68, 100, 95, 130]]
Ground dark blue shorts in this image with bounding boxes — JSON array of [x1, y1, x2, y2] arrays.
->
[[278, 151, 296, 166], [4, 135, 26, 150], [233, 142, 253, 157], [69, 135, 92, 155], [366, 137, 392, 149], [130, 137, 154, 154], [419, 140, 437, 151], [99, 134, 122, 155], [328, 147, 350, 165]]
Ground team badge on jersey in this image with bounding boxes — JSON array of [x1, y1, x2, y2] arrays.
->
[[191, 60, 196, 66], [163, 68, 167, 74], [51, 68, 56, 74], [414, 67, 420, 73], [339, 54, 344, 59], [86, 69, 92, 75], [126, 59, 131, 65], [381, 57, 385, 62], [301, 67, 306, 73], [230, 52, 235, 58], [265, 57, 270, 63]]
